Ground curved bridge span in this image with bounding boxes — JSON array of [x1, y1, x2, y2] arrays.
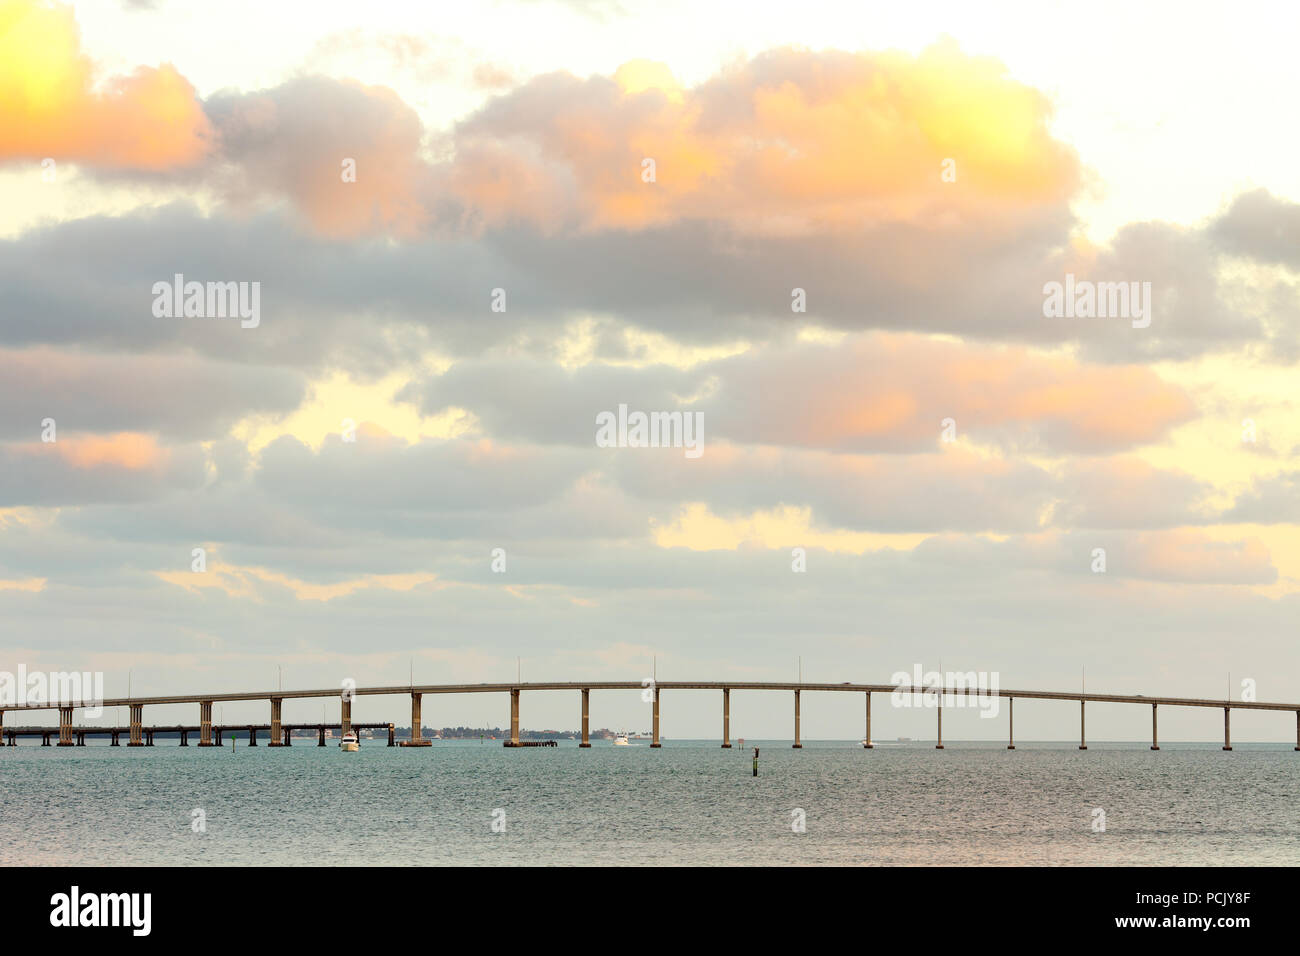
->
[[3, 681, 1298, 751]]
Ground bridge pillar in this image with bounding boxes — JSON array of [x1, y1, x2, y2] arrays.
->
[[1007, 697, 1015, 750], [180, 729, 188, 746], [0, 710, 4, 744], [128, 703, 144, 746], [864, 691, 873, 748], [935, 696, 944, 750], [1150, 703, 1159, 750], [509, 688, 520, 746], [214, 727, 222, 746], [111, 731, 119, 746], [146, 729, 154, 746], [341, 698, 352, 737], [42, 732, 50, 746], [651, 686, 661, 748], [1222, 707, 1232, 751], [319, 725, 326, 747], [792, 689, 802, 749], [1079, 699, 1087, 750], [721, 688, 731, 748], [387, 723, 395, 747], [1295, 711, 1299, 752], [198, 701, 214, 746], [268, 698, 283, 746], [76, 732, 85, 746], [57, 706, 75, 746], [580, 688, 591, 748], [403, 692, 431, 746], [248, 726, 257, 746]]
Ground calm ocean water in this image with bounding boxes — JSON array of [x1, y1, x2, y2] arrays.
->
[[2, 739, 1297, 865]]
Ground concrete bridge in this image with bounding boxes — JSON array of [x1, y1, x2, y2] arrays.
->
[[1, 681, 1298, 751], [3, 722, 393, 747]]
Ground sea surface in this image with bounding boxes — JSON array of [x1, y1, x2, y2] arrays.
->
[[2, 739, 1297, 865]]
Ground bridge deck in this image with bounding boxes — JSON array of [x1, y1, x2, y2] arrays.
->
[[3, 723, 391, 734], [3, 682, 1296, 712]]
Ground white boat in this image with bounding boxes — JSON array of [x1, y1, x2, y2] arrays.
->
[[339, 731, 359, 752], [613, 733, 630, 746]]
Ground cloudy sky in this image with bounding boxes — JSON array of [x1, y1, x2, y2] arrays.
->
[[2, 0, 1298, 740]]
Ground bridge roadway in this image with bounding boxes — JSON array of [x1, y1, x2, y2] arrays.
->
[[3, 722, 393, 747], [2, 681, 1298, 751]]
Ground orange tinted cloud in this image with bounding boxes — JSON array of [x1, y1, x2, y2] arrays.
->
[[715, 333, 1195, 453], [961, 352, 1195, 451], [449, 41, 1080, 233], [0, 0, 211, 169], [8, 26, 1077, 240], [0, 576, 45, 592], [157, 565, 440, 602], [27, 432, 168, 470], [1126, 529, 1275, 585], [206, 76, 430, 238]]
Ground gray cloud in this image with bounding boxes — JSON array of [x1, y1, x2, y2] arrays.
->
[[0, 441, 207, 507], [1222, 471, 1300, 524], [0, 348, 305, 441], [403, 336, 1195, 456], [1211, 189, 1300, 270]]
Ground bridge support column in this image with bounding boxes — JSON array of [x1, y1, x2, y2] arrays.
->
[[42, 732, 50, 746], [180, 729, 188, 746], [387, 724, 395, 746], [1150, 703, 1159, 750], [128, 703, 144, 746], [110, 731, 118, 746], [214, 727, 222, 746], [580, 688, 591, 748], [268, 698, 283, 746], [403, 692, 431, 746], [0, 710, 4, 745], [651, 686, 661, 748], [721, 688, 731, 748], [864, 691, 873, 748], [1222, 707, 1232, 751], [319, 726, 326, 747], [76, 732, 85, 746], [792, 689, 802, 748], [509, 688, 520, 746], [1079, 699, 1087, 750], [146, 730, 154, 746], [198, 701, 214, 746], [57, 706, 74, 746], [341, 698, 352, 737], [1007, 697, 1015, 749], [248, 727, 257, 746], [936, 697, 944, 749], [1295, 711, 1299, 752]]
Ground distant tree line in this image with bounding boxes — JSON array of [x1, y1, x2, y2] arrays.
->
[[396, 726, 620, 740]]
